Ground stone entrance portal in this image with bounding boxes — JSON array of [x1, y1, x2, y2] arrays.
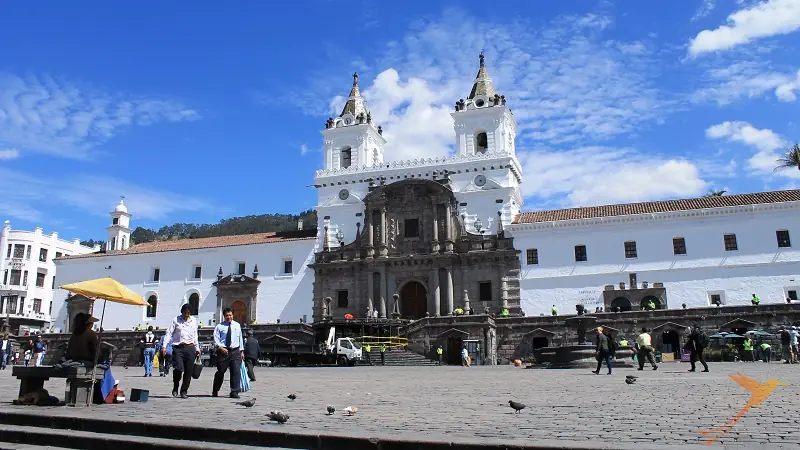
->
[[231, 300, 247, 325], [400, 281, 427, 319]]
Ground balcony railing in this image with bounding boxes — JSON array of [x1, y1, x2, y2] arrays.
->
[[2, 311, 50, 322]]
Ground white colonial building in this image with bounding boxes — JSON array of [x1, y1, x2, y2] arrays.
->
[[50, 54, 800, 330], [0, 221, 97, 333]]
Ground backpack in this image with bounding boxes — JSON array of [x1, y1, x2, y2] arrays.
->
[[606, 335, 617, 353]]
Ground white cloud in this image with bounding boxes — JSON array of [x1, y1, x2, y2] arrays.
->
[[692, 0, 717, 21], [0, 74, 200, 159], [775, 69, 800, 101], [0, 148, 20, 160], [689, 0, 800, 56], [691, 61, 800, 104], [300, 144, 310, 156], [705, 121, 796, 175], [518, 147, 708, 207], [0, 167, 212, 224]]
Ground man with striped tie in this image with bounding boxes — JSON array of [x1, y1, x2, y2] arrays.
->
[[212, 307, 244, 399]]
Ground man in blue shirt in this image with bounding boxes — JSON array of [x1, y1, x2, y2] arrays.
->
[[212, 307, 244, 399], [158, 333, 173, 377]]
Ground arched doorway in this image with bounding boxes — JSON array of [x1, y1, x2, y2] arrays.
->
[[611, 297, 632, 312], [532, 337, 549, 350], [446, 337, 463, 365], [641, 296, 661, 310], [400, 281, 427, 319], [661, 330, 680, 357], [231, 300, 247, 325]]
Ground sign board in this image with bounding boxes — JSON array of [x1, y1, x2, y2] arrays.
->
[[578, 288, 602, 308]]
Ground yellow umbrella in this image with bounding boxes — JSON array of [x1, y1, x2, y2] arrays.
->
[[60, 277, 147, 406], [60, 277, 147, 306]]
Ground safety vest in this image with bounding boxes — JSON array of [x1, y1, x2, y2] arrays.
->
[[364, 345, 371, 353], [500, 309, 509, 317], [743, 340, 753, 351], [619, 340, 628, 347], [647, 301, 655, 310], [752, 296, 760, 304], [380, 345, 386, 353], [551, 306, 557, 313], [761, 343, 771, 350], [436, 347, 443, 355]]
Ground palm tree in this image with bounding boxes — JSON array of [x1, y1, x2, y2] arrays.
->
[[774, 143, 800, 172], [704, 189, 727, 197]]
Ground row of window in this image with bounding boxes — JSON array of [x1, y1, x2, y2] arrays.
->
[[144, 292, 200, 319], [333, 280, 495, 309], [708, 288, 797, 306], [2, 269, 54, 289], [525, 230, 793, 265], [0, 296, 45, 315], [5, 244, 69, 262], [148, 260, 294, 283]]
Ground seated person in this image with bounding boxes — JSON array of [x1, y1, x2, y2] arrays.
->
[[64, 313, 100, 366]]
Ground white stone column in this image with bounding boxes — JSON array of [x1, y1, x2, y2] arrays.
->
[[445, 268, 454, 314], [430, 269, 441, 317], [379, 207, 388, 257], [367, 272, 375, 316], [501, 277, 508, 309], [379, 266, 387, 318]]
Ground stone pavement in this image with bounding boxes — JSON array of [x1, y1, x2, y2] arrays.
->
[[1, 362, 799, 448]]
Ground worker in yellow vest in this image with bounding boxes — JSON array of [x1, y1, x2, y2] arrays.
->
[[364, 344, 372, 365], [436, 345, 443, 365], [551, 305, 557, 316], [743, 336, 755, 362], [380, 344, 386, 365]]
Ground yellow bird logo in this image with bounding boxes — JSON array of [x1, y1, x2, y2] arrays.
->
[[699, 372, 787, 445]]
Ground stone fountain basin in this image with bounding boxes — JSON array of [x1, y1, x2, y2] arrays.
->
[[534, 345, 635, 369]]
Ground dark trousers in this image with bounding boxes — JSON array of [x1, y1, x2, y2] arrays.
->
[[744, 349, 755, 361], [365, 352, 371, 364], [160, 352, 172, 374], [244, 357, 256, 381], [213, 348, 242, 395], [595, 351, 612, 374], [380, 352, 385, 365], [637, 346, 657, 369], [0, 350, 6, 369], [171, 345, 196, 394], [690, 347, 709, 371]]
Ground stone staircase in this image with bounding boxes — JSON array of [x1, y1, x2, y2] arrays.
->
[[364, 348, 439, 366]]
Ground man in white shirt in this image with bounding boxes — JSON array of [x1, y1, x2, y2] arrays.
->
[[162, 304, 200, 399], [212, 307, 244, 399], [1, 333, 9, 370], [636, 327, 658, 371]]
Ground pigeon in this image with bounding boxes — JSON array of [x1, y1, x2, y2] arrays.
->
[[236, 398, 256, 407], [343, 406, 358, 416], [625, 378, 636, 385], [326, 405, 336, 415], [287, 394, 297, 401], [267, 410, 289, 424], [508, 400, 526, 413], [626, 375, 638, 380]]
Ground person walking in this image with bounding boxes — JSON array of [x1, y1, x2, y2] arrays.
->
[[1, 334, 10, 370], [686, 325, 709, 372], [162, 304, 200, 399], [742, 335, 755, 362], [243, 328, 260, 382], [635, 327, 658, 371], [142, 326, 157, 377], [791, 326, 799, 364], [31, 336, 45, 367], [436, 345, 443, 365], [212, 307, 244, 399], [363, 343, 371, 365], [159, 333, 173, 377], [592, 326, 613, 375], [380, 343, 386, 365], [779, 326, 792, 363]]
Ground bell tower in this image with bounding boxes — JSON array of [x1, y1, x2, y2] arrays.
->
[[452, 52, 517, 157], [321, 73, 387, 171], [106, 199, 131, 252]]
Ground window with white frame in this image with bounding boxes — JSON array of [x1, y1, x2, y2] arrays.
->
[[236, 262, 246, 275], [192, 265, 202, 280], [708, 291, 726, 306], [151, 267, 160, 283], [283, 259, 293, 275]]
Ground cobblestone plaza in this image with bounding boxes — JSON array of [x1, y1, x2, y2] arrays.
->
[[1, 363, 799, 449]]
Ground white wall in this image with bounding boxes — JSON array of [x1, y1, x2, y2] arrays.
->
[[508, 208, 800, 315], [51, 239, 318, 332]]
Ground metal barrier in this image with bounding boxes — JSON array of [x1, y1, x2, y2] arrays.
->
[[355, 335, 408, 349]]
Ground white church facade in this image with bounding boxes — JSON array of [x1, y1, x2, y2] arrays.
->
[[50, 54, 800, 331]]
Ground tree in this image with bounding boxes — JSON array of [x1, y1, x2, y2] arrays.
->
[[704, 189, 727, 197], [774, 143, 800, 172]]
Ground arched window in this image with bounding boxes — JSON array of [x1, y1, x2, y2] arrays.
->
[[188, 292, 200, 316], [340, 147, 352, 168], [110, 237, 117, 250], [121, 236, 127, 249], [475, 132, 488, 154], [146, 295, 158, 318]]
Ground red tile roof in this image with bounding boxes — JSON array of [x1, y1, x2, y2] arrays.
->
[[59, 233, 316, 259], [513, 189, 800, 224]]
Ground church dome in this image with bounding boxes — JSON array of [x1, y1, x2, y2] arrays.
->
[[114, 200, 128, 213]]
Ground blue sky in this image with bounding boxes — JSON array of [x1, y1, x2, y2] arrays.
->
[[1, 0, 799, 241]]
